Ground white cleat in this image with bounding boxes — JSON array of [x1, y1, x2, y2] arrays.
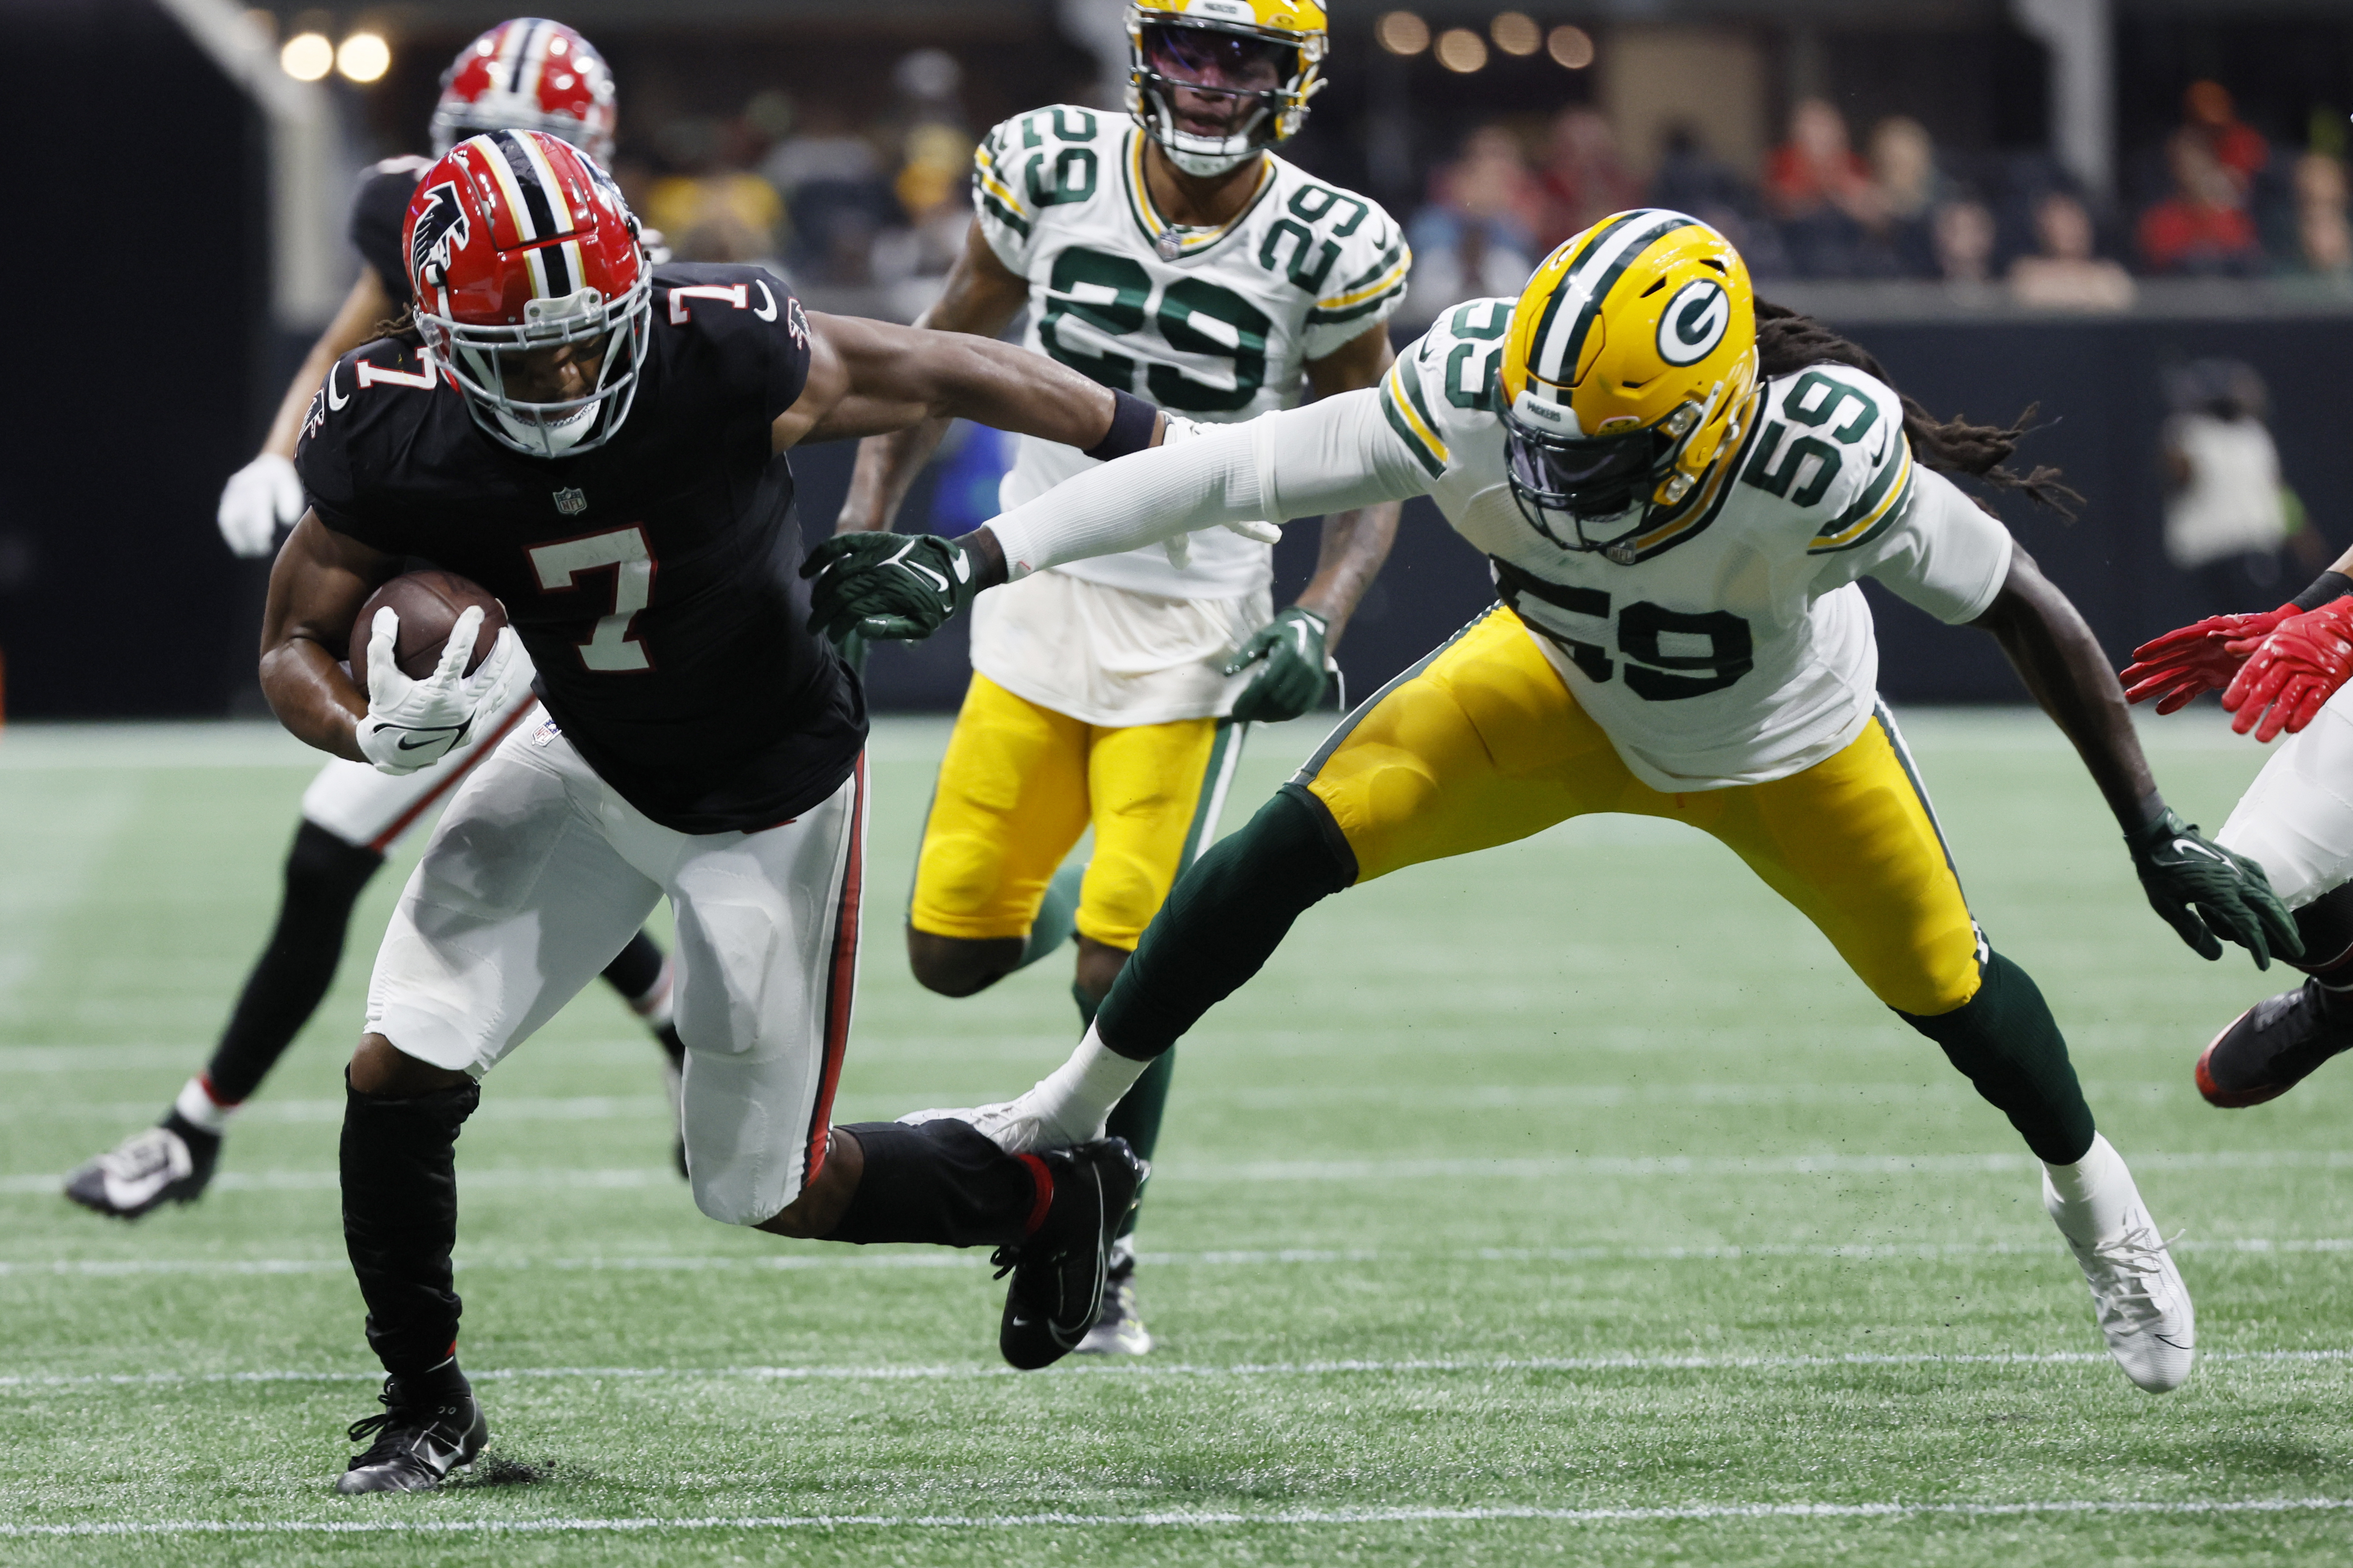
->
[[898, 1090, 1104, 1154], [63, 1125, 208, 1220], [2043, 1169, 2196, 1393]]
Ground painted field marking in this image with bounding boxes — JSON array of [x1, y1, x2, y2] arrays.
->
[[6, 1496, 2353, 1539], [13, 1147, 2353, 1196], [7, 1234, 2351, 1281], [6, 1345, 2351, 1393]]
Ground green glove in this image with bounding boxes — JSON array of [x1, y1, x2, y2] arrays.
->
[[800, 532, 981, 643], [1224, 606, 1331, 724], [2128, 807, 2301, 968], [831, 626, 870, 682]]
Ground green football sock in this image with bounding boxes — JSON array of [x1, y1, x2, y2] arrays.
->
[[1898, 948, 2095, 1165], [1014, 862, 1085, 973], [1104, 1047, 1176, 1240]]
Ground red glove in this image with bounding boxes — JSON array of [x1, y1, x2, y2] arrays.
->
[[2222, 596, 2353, 742], [2119, 605, 2297, 713]]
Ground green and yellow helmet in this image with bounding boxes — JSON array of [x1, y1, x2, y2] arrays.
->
[[1498, 209, 1759, 558], [1125, 0, 1326, 177]]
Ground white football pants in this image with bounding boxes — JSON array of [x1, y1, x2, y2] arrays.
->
[[300, 660, 546, 853], [2216, 680, 2353, 914], [365, 718, 865, 1227]]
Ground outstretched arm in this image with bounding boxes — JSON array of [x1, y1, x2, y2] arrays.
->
[[218, 270, 394, 558], [1973, 547, 2298, 966], [1292, 324, 1405, 648], [774, 308, 1155, 454], [835, 222, 1033, 534]]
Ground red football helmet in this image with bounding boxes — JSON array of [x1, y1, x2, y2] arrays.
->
[[405, 131, 652, 459], [431, 18, 617, 165]]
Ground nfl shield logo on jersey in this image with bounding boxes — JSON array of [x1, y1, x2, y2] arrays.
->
[[554, 488, 587, 515]]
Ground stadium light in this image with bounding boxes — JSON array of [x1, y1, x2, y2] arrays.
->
[[280, 31, 333, 81], [336, 32, 390, 83], [1491, 12, 1540, 56], [1435, 27, 1487, 73], [1375, 11, 1429, 56], [1548, 24, 1595, 69]]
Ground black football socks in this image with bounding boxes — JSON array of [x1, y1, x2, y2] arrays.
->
[[204, 821, 385, 1105], [1898, 949, 2096, 1166], [825, 1120, 1048, 1250], [341, 1071, 479, 1379], [1097, 783, 1354, 1061]]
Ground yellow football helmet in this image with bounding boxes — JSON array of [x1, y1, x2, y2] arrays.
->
[[1498, 209, 1759, 558], [1126, 0, 1326, 177]]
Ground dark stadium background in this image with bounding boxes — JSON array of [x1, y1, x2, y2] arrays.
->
[[6, 0, 2352, 719]]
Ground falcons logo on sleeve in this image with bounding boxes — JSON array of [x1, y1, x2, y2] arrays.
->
[[408, 181, 470, 287]]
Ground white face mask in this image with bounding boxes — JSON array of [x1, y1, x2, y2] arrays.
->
[[494, 404, 599, 458]]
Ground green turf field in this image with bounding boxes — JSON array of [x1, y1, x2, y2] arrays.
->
[[3, 709, 2349, 1564]]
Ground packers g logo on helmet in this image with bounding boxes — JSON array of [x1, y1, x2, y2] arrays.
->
[[1125, 0, 1327, 178], [1498, 210, 1759, 560]]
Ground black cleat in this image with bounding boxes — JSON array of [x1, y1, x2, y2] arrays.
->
[[2197, 980, 2353, 1107], [1076, 1241, 1153, 1356], [63, 1116, 219, 1220], [992, 1139, 1147, 1371], [336, 1374, 489, 1494]]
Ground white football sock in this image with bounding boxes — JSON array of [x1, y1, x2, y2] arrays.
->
[[2043, 1132, 2132, 1240], [173, 1075, 235, 1135], [1029, 1023, 1153, 1142]]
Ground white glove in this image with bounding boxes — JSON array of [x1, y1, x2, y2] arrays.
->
[[355, 606, 520, 775], [1157, 416, 1280, 565], [217, 453, 305, 558]]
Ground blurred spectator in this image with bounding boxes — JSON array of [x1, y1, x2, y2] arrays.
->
[[1932, 198, 1995, 287], [2009, 190, 2135, 310], [1764, 98, 1882, 276], [644, 111, 788, 271], [1536, 109, 1640, 252], [1863, 116, 1943, 276], [873, 122, 978, 314], [2290, 151, 2353, 278], [1405, 126, 1541, 323], [2183, 80, 2269, 194], [1645, 122, 1790, 279], [2160, 359, 2320, 611], [2138, 129, 2263, 275], [762, 101, 898, 286]]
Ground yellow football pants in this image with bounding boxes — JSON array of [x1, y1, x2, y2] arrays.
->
[[1300, 607, 1983, 1017], [911, 674, 1244, 951]]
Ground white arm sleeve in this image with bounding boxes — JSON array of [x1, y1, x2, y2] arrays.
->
[[985, 388, 1433, 580]]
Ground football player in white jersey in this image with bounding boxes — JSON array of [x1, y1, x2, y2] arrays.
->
[[833, 0, 1405, 1353], [64, 20, 689, 1221], [806, 210, 2300, 1394], [2121, 542, 2353, 1104]]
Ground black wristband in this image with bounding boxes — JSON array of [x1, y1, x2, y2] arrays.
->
[[2291, 571, 2353, 612], [1083, 389, 1160, 462]]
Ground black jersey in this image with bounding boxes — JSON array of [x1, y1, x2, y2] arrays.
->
[[295, 263, 861, 835], [350, 156, 433, 307]]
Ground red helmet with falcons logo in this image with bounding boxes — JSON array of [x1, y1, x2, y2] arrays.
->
[[432, 18, 617, 165], [405, 130, 652, 458]]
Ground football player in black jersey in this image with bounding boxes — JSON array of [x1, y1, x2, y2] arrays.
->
[[275, 131, 1170, 1493], [63, 20, 693, 1222]]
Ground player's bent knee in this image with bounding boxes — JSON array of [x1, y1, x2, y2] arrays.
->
[[906, 928, 1023, 996], [749, 1129, 862, 1237], [348, 1033, 473, 1097]]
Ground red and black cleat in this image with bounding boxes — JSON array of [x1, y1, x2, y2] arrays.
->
[[2196, 980, 2353, 1107]]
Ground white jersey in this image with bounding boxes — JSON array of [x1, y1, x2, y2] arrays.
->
[[974, 105, 1409, 601], [1374, 299, 2016, 790]]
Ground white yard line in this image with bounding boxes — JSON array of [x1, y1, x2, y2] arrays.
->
[[5, 1495, 2352, 1538], [10, 1147, 2353, 1196], [6, 1234, 2348, 1280], [6, 1345, 2351, 1393]]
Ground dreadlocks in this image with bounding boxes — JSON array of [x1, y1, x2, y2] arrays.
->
[[1754, 299, 2083, 519]]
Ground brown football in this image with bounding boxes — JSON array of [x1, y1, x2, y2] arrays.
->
[[350, 570, 506, 692]]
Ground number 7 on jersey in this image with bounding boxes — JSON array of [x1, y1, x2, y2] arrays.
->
[[529, 527, 655, 672]]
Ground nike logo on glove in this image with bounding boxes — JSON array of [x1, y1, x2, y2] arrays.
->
[[2171, 838, 2228, 863], [395, 727, 465, 752]]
